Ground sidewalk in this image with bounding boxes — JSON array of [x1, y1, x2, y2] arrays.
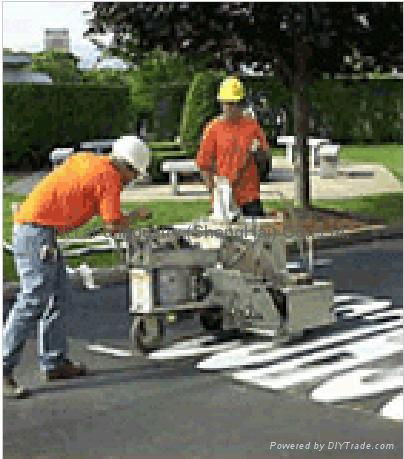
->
[[122, 158, 402, 202], [5, 158, 402, 201]]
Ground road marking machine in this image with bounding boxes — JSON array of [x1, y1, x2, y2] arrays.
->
[[116, 183, 334, 353]]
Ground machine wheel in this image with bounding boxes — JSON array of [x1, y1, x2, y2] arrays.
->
[[131, 316, 165, 353], [200, 310, 223, 332]]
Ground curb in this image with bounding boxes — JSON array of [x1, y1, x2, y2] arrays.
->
[[3, 225, 402, 302]]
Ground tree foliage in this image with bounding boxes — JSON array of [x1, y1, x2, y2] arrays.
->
[[126, 49, 193, 114], [30, 50, 82, 83], [86, 3, 402, 82], [80, 68, 128, 86]]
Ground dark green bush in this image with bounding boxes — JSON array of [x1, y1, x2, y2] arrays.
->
[[151, 84, 190, 140], [179, 71, 225, 156], [179, 75, 402, 156], [149, 150, 188, 182], [149, 141, 182, 151], [310, 80, 402, 143], [4, 83, 131, 169]]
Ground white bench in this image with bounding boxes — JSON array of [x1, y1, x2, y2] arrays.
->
[[276, 136, 329, 167], [276, 136, 295, 163], [50, 147, 75, 166], [308, 138, 330, 168], [318, 144, 340, 178], [80, 139, 116, 154], [161, 159, 199, 195]]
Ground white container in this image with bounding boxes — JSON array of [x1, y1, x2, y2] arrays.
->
[[319, 144, 340, 179], [212, 176, 240, 221]]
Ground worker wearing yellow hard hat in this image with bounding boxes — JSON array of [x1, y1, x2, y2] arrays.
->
[[217, 76, 245, 102], [196, 76, 271, 216]]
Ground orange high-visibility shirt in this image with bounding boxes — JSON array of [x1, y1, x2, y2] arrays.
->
[[196, 116, 269, 206], [14, 152, 124, 232]]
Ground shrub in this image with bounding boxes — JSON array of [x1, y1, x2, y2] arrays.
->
[[4, 83, 131, 169], [179, 71, 225, 156], [179, 75, 402, 153], [149, 150, 188, 183]]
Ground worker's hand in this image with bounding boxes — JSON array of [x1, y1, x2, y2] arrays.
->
[[103, 215, 130, 235], [201, 171, 214, 193]]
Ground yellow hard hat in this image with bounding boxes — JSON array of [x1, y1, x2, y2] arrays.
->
[[217, 76, 245, 102]]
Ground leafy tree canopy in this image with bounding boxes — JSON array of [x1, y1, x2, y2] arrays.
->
[[86, 2, 402, 85], [30, 50, 82, 83], [126, 49, 193, 113]]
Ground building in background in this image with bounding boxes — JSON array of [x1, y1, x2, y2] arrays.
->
[[3, 54, 52, 84], [44, 28, 70, 52]]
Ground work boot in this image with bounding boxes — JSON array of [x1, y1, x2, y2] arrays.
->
[[42, 359, 87, 382], [3, 374, 30, 399]]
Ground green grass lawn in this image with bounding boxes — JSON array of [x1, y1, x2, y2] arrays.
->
[[3, 176, 17, 187], [339, 144, 403, 181]]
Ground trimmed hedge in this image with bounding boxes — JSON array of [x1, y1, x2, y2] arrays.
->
[[149, 141, 182, 151], [179, 71, 225, 156], [152, 84, 189, 140], [150, 150, 189, 183], [4, 83, 131, 169], [310, 80, 402, 143], [179, 73, 402, 157]]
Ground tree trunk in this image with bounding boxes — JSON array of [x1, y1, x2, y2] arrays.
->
[[292, 4, 311, 209], [293, 80, 310, 209]]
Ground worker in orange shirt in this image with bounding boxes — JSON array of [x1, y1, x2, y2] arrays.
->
[[196, 76, 271, 217], [3, 136, 152, 398]]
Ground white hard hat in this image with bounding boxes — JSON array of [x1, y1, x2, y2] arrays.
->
[[111, 135, 150, 174]]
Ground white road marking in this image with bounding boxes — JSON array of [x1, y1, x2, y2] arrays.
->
[[380, 393, 404, 421], [87, 344, 133, 357], [86, 291, 402, 417], [357, 309, 403, 321], [334, 299, 391, 315], [311, 367, 403, 402], [232, 330, 402, 390], [148, 338, 242, 360], [333, 294, 372, 304], [197, 319, 402, 371]]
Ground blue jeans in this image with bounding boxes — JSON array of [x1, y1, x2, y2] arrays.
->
[[3, 223, 69, 373]]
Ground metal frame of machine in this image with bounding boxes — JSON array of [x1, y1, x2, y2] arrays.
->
[[118, 217, 335, 353]]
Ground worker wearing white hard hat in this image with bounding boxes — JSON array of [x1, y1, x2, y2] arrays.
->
[[4, 135, 152, 398], [110, 135, 150, 177]]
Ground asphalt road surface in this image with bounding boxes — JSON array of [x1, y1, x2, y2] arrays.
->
[[4, 238, 403, 459]]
